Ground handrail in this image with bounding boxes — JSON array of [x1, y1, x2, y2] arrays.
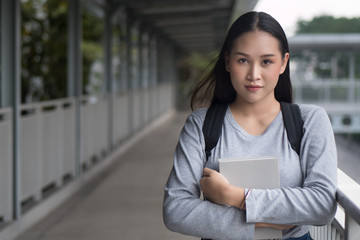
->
[[292, 80, 360, 105], [308, 169, 360, 239], [337, 169, 360, 225]]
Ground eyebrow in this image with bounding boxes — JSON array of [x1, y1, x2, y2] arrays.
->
[[234, 52, 276, 58]]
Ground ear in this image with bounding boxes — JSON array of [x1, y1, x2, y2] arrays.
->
[[280, 53, 290, 74], [224, 52, 230, 72]]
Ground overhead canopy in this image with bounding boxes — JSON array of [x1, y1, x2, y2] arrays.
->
[[109, 0, 258, 52], [289, 34, 360, 52]]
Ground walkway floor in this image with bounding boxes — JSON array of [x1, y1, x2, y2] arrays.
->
[[14, 111, 359, 240], [16, 111, 197, 240]]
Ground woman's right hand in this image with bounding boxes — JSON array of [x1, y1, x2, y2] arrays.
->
[[200, 168, 246, 208]]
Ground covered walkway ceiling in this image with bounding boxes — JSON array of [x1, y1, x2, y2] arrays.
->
[[109, 0, 258, 52]]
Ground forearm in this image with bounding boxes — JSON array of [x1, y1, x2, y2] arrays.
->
[[211, 184, 246, 209], [163, 187, 255, 239], [200, 176, 295, 230], [226, 185, 245, 209], [245, 186, 337, 225], [210, 185, 294, 229]]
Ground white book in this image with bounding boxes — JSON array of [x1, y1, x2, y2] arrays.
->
[[219, 156, 282, 240]]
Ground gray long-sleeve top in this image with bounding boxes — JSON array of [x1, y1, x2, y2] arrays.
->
[[163, 104, 337, 240]]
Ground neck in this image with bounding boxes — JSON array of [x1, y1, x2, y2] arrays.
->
[[230, 96, 280, 118]]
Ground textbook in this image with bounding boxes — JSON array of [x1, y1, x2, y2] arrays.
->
[[219, 156, 282, 240]]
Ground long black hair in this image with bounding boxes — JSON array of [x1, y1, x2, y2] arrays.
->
[[191, 11, 292, 110]]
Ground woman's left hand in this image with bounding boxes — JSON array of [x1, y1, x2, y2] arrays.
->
[[200, 168, 244, 207]]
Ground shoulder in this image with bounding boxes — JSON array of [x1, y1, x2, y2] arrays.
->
[[298, 104, 328, 121], [178, 108, 208, 148], [179, 108, 208, 138], [185, 108, 208, 126], [298, 104, 332, 134]]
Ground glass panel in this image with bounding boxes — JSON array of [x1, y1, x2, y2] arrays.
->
[[301, 86, 322, 102], [21, 0, 68, 103], [337, 53, 349, 79], [112, 17, 127, 92], [141, 33, 149, 88], [330, 86, 349, 102], [355, 54, 360, 79], [82, 3, 104, 95], [119, 23, 128, 91], [112, 20, 121, 92], [315, 52, 332, 79], [130, 25, 139, 90], [0, 1, 2, 105]]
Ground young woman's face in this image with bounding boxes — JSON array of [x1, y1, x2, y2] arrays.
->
[[225, 30, 289, 105]]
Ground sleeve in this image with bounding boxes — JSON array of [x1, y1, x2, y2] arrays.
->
[[245, 106, 338, 226], [163, 112, 255, 240]]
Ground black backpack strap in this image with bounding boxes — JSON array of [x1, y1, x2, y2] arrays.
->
[[280, 102, 304, 156], [202, 103, 228, 161]]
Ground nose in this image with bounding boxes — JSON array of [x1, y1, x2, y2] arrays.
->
[[247, 63, 261, 81]]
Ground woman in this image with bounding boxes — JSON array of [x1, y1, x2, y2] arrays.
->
[[163, 11, 337, 240]]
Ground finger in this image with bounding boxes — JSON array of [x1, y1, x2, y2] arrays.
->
[[199, 177, 207, 191]]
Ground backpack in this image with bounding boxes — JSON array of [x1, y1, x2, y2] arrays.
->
[[202, 102, 304, 162], [200, 102, 303, 240]]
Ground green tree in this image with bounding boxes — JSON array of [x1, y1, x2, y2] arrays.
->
[[296, 15, 360, 33], [81, 5, 104, 95], [177, 52, 216, 109], [295, 15, 360, 79], [21, 0, 68, 103]]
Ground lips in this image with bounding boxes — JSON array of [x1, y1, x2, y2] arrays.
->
[[246, 85, 263, 92]]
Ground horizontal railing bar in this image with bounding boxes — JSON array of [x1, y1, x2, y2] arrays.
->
[[337, 190, 360, 225], [336, 169, 360, 226], [292, 78, 360, 84]]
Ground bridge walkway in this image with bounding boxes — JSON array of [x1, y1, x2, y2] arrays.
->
[[15, 111, 359, 240]]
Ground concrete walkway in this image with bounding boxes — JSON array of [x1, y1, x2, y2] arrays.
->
[[16, 111, 197, 240]]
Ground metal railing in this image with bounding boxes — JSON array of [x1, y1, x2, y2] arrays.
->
[[0, 83, 174, 224], [311, 169, 360, 240], [292, 80, 360, 134], [293, 79, 360, 104], [0, 107, 12, 222]]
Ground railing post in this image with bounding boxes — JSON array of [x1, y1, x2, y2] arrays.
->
[[2, 0, 21, 221], [68, 0, 82, 177], [104, 2, 114, 152], [345, 214, 360, 240]]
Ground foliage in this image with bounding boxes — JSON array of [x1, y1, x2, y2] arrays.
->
[[176, 51, 216, 110], [20, 0, 105, 102], [296, 15, 360, 33], [21, 0, 68, 103], [294, 15, 360, 79], [81, 6, 104, 95]]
